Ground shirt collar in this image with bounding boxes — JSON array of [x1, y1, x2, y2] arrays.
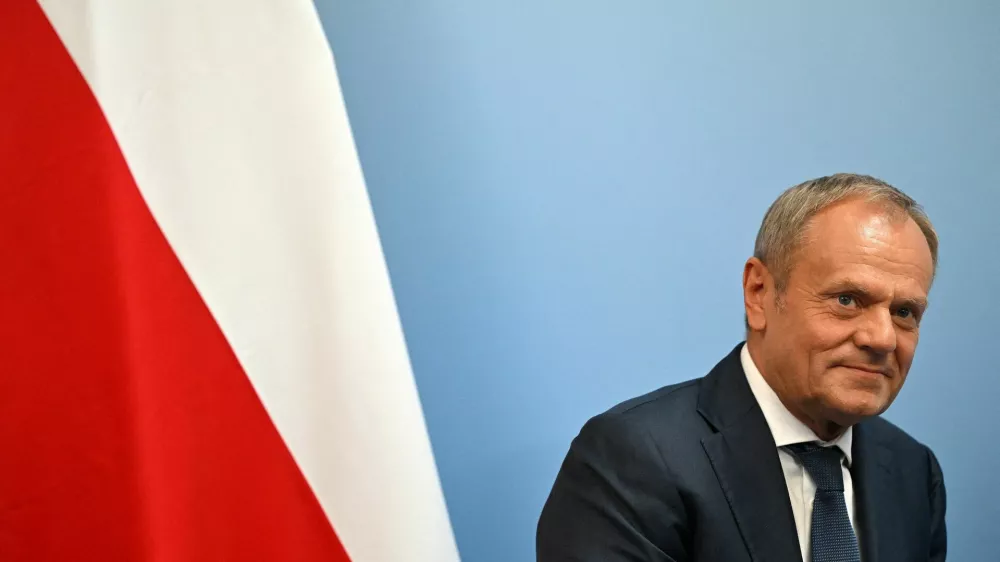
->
[[740, 343, 853, 466]]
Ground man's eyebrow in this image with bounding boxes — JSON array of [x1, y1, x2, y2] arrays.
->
[[898, 296, 929, 311], [824, 279, 878, 298]]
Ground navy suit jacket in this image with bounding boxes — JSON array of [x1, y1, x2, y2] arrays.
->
[[537, 343, 947, 561]]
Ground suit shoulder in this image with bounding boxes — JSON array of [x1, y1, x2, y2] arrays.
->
[[606, 378, 702, 417], [861, 415, 934, 457], [578, 378, 703, 442], [570, 378, 704, 468]]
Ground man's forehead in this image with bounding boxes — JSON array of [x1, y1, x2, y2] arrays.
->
[[800, 205, 935, 282]]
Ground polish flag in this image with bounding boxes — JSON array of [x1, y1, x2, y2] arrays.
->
[[0, 1, 460, 561]]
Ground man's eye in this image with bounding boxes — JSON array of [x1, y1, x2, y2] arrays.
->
[[837, 295, 855, 307], [897, 307, 912, 319]]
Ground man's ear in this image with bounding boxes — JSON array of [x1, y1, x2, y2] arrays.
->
[[743, 257, 771, 331]]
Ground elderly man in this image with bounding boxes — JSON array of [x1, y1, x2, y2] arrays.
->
[[537, 174, 945, 562]]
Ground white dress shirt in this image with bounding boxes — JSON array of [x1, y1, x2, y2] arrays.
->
[[740, 344, 858, 562]]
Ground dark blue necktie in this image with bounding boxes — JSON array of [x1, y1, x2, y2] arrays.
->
[[785, 443, 861, 562]]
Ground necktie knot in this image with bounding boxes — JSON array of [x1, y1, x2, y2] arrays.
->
[[785, 442, 845, 492]]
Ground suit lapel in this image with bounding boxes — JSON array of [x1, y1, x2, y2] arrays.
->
[[697, 345, 802, 562], [852, 421, 900, 562]]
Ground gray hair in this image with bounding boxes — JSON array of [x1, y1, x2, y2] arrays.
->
[[755, 173, 939, 293]]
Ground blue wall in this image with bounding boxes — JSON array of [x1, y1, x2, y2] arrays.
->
[[315, 1, 999, 559]]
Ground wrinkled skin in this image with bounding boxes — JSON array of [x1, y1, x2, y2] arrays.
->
[[743, 198, 935, 440]]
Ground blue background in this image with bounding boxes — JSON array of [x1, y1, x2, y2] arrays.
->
[[316, 1, 998, 560]]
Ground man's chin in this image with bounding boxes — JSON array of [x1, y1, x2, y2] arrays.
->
[[826, 391, 891, 424]]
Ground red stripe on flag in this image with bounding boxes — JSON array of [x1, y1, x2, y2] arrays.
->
[[0, 3, 352, 560]]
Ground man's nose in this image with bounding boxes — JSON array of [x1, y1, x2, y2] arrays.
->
[[854, 306, 897, 355]]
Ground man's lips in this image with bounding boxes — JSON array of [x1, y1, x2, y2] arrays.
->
[[837, 364, 891, 377]]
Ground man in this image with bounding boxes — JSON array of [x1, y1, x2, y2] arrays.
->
[[537, 174, 946, 562]]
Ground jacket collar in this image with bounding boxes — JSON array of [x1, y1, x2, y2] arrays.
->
[[697, 343, 802, 562]]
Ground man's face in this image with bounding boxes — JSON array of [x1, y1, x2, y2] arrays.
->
[[747, 198, 935, 435]]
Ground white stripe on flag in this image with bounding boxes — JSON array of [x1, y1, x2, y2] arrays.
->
[[38, 1, 460, 560]]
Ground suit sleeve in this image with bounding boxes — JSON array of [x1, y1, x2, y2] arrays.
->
[[927, 446, 947, 562], [536, 413, 688, 562]]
